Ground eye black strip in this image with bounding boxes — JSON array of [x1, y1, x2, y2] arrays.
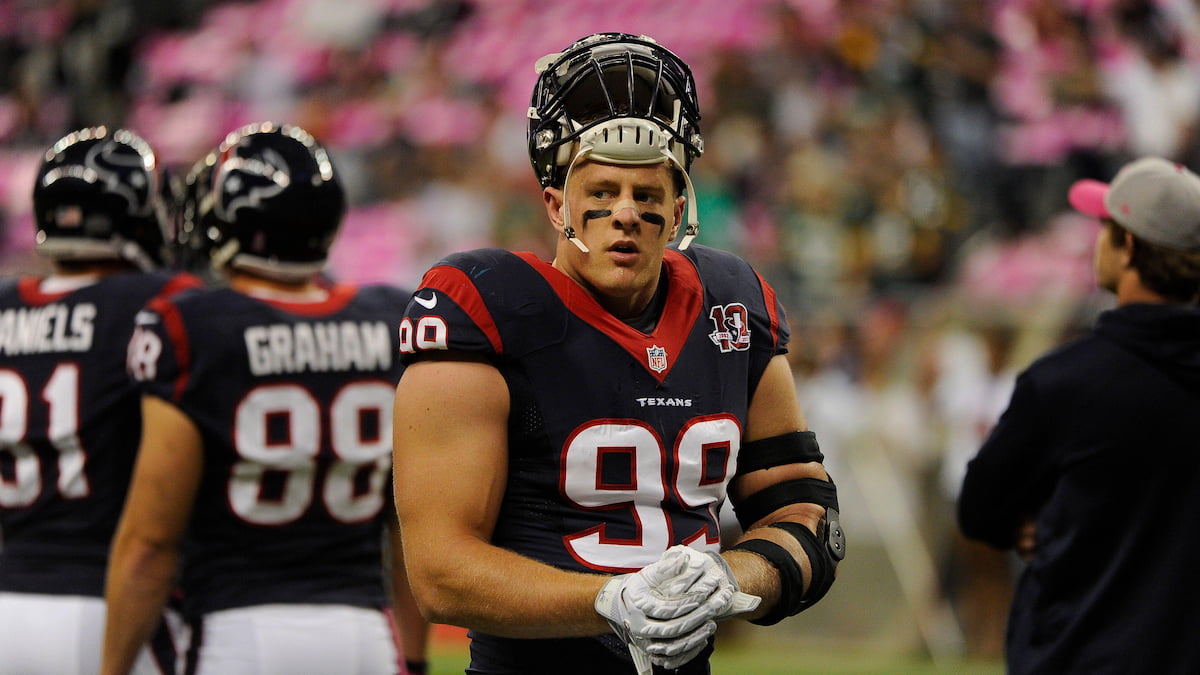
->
[[583, 209, 666, 227]]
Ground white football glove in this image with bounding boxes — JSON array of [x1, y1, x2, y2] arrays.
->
[[595, 545, 761, 673]]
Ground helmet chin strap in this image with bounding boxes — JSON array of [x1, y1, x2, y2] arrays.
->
[[211, 239, 240, 270], [560, 118, 700, 253], [117, 238, 157, 271]]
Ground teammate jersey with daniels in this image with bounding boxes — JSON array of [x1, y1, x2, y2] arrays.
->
[[0, 271, 199, 596]]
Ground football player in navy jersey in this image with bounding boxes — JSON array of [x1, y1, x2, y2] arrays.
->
[[393, 33, 844, 674], [0, 127, 201, 675], [100, 122, 428, 675]]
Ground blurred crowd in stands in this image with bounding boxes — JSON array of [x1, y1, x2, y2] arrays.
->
[[3, 0, 1199, 660]]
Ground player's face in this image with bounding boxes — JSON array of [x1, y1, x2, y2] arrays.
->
[[546, 160, 684, 318]]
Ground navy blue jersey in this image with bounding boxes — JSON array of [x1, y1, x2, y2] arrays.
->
[[399, 246, 788, 673], [0, 271, 200, 596], [130, 283, 409, 617]]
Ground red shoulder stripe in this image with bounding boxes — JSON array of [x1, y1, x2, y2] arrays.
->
[[421, 265, 503, 355], [147, 296, 192, 403], [159, 272, 204, 298], [754, 269, 782, 350]]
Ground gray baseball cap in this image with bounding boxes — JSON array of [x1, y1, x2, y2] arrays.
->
[[1068, 157, 1200, 252]]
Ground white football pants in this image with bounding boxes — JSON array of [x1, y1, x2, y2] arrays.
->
[[191, 604, 399, 675], [0, 592, 175, 675]]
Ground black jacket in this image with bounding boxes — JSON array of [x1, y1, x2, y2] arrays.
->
[[958, 303, 1200, 675]]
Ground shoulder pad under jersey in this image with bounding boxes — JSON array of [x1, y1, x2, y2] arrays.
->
[[400, 249, 568, 360]]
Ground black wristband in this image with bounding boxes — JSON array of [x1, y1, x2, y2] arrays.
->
[[729, 537, 804, 626], [405, 659, 429, 675]]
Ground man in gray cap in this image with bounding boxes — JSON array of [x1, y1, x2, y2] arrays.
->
[[958, 157, 1200, 674]]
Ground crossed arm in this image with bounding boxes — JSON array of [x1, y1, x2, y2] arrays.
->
[[723, 354, 836, 622], [392, 352, 611, 636], [391, 352, 835, 634]]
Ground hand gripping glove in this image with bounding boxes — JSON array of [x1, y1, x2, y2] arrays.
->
[[595, 545, 761, 673]]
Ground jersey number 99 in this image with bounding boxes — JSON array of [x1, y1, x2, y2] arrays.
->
[[561, 415, 740, 571]]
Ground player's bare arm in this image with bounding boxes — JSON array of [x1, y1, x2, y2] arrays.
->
[[387, 511, 431, 669], [724, 354, 842, 624], [393, 352, 611, 637], [102, 396, 203, 675]]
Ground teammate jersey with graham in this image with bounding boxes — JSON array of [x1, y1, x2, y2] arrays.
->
[[0, 271, 200, 596], [399, 245, 788, 673], [128, 282, 408, 619]]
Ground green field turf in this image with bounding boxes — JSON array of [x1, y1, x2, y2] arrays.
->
[[426, 639, 1005, 675]]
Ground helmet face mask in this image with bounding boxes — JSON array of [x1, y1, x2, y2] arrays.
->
[[33, 126, 169, 270], [528, 33, 703, 190], [174, 151, 218, 275], [560, 52, 677, 127], [193, 122, 345, 282], [528, 33, 705, 249]]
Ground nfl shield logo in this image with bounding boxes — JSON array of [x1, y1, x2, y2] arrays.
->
[[646, 345, 668, 373]]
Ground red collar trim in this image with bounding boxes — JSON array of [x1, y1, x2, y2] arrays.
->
[[515, 251, 702, 381]]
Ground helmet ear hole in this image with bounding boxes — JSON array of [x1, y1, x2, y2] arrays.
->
[[554, 123, 575, 170]]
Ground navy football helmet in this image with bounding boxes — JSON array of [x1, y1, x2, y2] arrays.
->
[[527, 33, 704, 248], [196, 122, 345, 282], [32, 126, 169, 269]]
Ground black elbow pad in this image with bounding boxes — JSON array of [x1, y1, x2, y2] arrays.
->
[[730, 511, 845, 625]]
